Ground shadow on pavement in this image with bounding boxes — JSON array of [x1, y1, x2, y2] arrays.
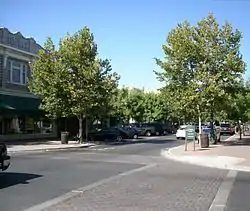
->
[[6, 138, 60, 147], [93, 135, 176, 146], [220, 134, 250, 146], [0, 172, 42, 189], [222, 140, 250, 146]]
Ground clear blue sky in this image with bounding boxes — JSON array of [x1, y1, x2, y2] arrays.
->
[[1, 0, 249, 90]]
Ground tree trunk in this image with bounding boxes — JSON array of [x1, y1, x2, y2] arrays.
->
[[79, 116, 83, 143], [85, 115, 88, 142], [210, 110, 216, 144], [106, 116, 110, 128], [198, 113, 202, 145], [239, 120, 242, 140]]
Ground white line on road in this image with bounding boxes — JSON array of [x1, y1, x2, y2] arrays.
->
[[23, 164, 156, 211], [208, 170, 238, 211]]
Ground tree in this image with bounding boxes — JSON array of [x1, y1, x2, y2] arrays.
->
[[112, 87, 130, 124], [143, 92, 165, 122], [112, 88, 170, 124], [126, 88, 145, 123], [29, 27, 119, 143], [155, 13, 246, 137], [29, 38, 72, 119], [90, 59, 120, 127]]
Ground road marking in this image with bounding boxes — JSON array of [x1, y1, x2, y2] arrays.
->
[[23, 164, 156, 211], [208, 170, 237, 211], [71, 190, 84, 193]]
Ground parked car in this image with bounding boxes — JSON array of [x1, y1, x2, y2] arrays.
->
[[0, 143, 10, 171], [220, 123, 234, 135], [88, 127, 130, 142], [176, 125, 220, 142], [139, 123, 165, 136], [121, 126, 139, 139], [176, 125, 193, 139]]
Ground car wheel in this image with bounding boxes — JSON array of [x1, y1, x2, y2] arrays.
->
[[146, 131, 151, 136], [176, 137, 180, 139], [133, 134, 138, 139], [156, 132, 160, 136], [117, 135, 122, 142]]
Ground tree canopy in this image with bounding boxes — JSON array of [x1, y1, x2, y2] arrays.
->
[[155, 13, 246, 123], [112, 87, 169, 124], [29, 27, 120, 142]]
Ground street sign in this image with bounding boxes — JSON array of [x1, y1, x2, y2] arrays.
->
[[185, 125, 195, 141], [185, 125, 196, 151]]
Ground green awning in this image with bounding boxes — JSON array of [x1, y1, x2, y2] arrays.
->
[[0, 94, 44, 116], [0, 102, 15, 110]]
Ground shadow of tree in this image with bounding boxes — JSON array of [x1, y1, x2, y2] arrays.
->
[[0, 172, 42, 189]]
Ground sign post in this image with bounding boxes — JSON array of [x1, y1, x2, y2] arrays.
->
[[185, 125, 196, 151]]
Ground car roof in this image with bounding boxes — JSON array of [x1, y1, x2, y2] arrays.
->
[[179, 125, 187, 129]]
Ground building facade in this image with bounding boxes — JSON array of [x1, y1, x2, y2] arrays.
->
[[0, 27, 57, 141]]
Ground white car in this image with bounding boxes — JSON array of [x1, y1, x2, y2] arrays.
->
[[176, 125, 188, 139]]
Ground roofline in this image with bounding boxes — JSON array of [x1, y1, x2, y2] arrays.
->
[[0, 43, 39, 58]]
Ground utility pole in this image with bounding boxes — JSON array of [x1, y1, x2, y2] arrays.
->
[[210, 109, 215, 144]]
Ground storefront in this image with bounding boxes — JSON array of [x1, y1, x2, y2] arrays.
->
[[0, 94, 57, 141]]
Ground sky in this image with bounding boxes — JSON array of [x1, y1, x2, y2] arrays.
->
[[1, 0, 249, 91]]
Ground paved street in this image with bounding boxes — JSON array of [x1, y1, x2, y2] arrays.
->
[[1, 135, 249, 211]]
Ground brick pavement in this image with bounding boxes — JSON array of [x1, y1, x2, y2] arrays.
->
[[163, 134, 250, 171], [42, 162, 227, 211]]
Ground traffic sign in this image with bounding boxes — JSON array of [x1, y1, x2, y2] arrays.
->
[[185, 125, 195, 141], [184, 125, 196, 151]]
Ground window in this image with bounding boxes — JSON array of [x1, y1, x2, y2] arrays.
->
[[22, 64, 26, 84], [7, 60, 27, 85], [6, 61, 11, 82]]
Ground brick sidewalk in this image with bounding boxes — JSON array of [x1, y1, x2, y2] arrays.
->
[[33, 163, 226, 211], [162, 134, 250, 171]]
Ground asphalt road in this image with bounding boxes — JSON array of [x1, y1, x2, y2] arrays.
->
[[0, 134, 248, 211]]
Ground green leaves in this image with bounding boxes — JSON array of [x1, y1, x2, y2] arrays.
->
[[112, 88, 168, 123], [28, 27, 120, 121], [155, 13, 246, 122]]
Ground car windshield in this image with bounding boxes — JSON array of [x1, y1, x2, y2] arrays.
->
[[179, 126, 187, 130], [202, 128, 210, 133], [102, 128, 119, 132], [221, 124, 230, 127]]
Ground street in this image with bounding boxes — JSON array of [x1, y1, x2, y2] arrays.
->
[[0, 135, 249, 211]]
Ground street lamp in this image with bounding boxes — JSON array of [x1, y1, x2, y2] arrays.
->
[[195, 88, 202, 144], [208, 99, 215, 144]]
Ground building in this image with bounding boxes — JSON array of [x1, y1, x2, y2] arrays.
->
[[0, 27, 57, 141]]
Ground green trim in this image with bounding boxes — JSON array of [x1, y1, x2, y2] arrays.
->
[[0, 94, 44, 116], [0, 102, 15, 110]]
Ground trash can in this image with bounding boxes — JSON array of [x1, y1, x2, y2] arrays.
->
[[61, 131, 69, 144], [200, 133, 209, 148]]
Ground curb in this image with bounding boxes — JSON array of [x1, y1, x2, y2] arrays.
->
[[161, 135, 250, 172], [8, 143, 96, 154]]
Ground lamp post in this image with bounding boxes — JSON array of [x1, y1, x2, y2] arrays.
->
[[207, 98, 215, 144], [195, 88, 202, 145]]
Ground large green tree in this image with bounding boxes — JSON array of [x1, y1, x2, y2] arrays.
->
[[155, 13, 246, 127], [29, 38, 71, 119], [112, 87, 170, 124], [112, 87, 130, 124], [126, 88, 145, 123], [29, 27, 119, 142]]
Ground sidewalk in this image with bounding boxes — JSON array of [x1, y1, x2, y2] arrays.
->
[[7, 140, 95, 153], [161, 133, 250, 172], [6, 136, 160, 153]]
